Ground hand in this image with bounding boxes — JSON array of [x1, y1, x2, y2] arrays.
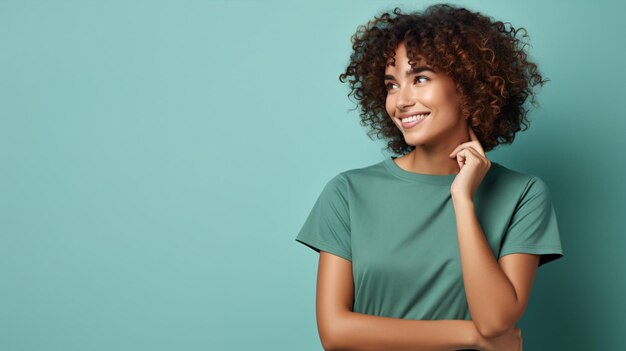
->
[[448, 125, 491, 200], [475, 325, 523, 351]]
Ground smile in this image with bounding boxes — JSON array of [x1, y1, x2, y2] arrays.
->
[[400, 113, 430, 129]]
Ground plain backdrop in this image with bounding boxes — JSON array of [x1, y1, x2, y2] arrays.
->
[[1, 0, 625, 350]]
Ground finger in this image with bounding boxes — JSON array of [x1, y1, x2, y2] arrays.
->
[[457, 146, 478, 165], [457, 147, 479, 167], [467, 127, 486, 156], [458, 146, 492, 170], [449, 138, 485, 158], [449, 142, 474, 158], [457, 153, 470, 168], [468, 125, 478, 141], [456, 149, 467, 168]]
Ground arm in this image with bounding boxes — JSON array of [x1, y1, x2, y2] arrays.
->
[[451, 196, 540, 339], [317, 251, 479, 351]]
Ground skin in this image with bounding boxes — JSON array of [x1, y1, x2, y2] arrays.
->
[[315, 41, 541, 350]]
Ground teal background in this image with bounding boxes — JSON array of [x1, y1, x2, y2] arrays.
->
[[1, 0, 624, 350]]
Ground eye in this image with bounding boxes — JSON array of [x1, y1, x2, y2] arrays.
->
[[385, 76, 429, 91], [385, 82, 398, 91], [415, 75, 429, 84]]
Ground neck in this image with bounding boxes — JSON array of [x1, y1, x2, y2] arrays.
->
[[397, 127, 471, 175]]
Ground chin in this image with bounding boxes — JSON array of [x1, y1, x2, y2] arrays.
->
[[402, 133, 431, 146], [402, 137, 420, 146]]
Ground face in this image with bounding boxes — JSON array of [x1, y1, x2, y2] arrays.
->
[[384, 42, 465, 148]]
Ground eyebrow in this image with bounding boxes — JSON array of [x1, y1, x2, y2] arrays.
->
[[384, 66, 435, 80]]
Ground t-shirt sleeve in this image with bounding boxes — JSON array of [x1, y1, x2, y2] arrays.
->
[[498, 176, 564, 267], [295, 174, 352, 262]]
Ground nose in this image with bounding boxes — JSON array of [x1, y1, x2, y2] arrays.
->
[[395, 83, 416, 109]]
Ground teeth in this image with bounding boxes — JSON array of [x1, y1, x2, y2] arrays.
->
[[401, 113, 430, 122]]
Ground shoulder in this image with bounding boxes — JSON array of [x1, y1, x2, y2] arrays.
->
[[334, 158, 388, 184], [485, 162, 554, 204], [318, 159, 387, 201], [487, 162, 550, 190]]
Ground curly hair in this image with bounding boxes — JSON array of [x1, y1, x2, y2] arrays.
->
[[338, 3, 550, 155]]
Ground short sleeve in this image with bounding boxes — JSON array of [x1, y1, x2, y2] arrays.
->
[[498, 177, 564, 267], [295, 174, 352, 262]]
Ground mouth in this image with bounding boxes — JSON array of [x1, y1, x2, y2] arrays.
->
[[398, 112, 430, 129]]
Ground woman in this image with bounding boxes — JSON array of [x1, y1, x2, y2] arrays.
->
[[295, 4, 564, 350]]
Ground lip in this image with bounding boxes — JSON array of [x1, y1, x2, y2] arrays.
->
[[399, 113, 430, 129]]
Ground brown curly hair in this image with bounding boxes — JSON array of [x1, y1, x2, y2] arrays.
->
[[338, 3, 550, 155]]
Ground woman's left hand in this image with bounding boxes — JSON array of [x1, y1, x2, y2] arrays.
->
[[448, 125, 491, 200]]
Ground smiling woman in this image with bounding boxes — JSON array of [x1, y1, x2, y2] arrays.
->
[[340, 4, 549, 159], [295, 3, 563, 351]]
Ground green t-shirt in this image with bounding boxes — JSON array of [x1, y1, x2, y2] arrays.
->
[[295, 156, 564, 322]]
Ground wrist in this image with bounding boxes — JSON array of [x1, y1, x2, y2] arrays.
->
[[464, 320, 483, 349], [452, 194, 474, 208], [469, 322, 486, 350]]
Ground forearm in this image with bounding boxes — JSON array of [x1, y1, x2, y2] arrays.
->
[[327, 311, 479, 351], [452, 196, 518, 337]]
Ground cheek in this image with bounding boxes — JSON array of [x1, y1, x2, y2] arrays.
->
[[419, 88, 439, 103], [445, 92, 462, 114], [444, 82, 461, 105], [427, 87, 458, 112], [445, 88, 458, 102]]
